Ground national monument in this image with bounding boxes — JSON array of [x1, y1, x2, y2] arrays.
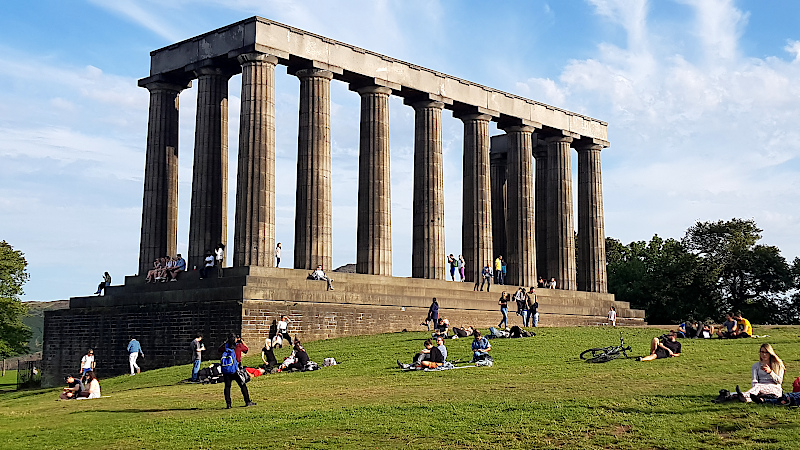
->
[[42, 17, 644, 385]]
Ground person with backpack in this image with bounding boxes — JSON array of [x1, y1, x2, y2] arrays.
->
[[218, 334, 256, 408], [514, 287, 528, 327], [528, 287, 539, 327]]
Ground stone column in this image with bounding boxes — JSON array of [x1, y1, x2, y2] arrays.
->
[[460, 114, 493, 283], [138, 81, 188, 275], [577, 141, 608, 292], [355, 85, 392, 275], [503, 126, 537, 287], [411, 100, 446, 279], [233, 53, 278, 267], [294, 69, 334, 271], [533, 142, 548, 282], [490, 150, 507, 264], [546, 135, 576, 290], [188, 67, 231, 269]]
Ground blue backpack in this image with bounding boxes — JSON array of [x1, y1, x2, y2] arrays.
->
[[220, 345, 238, 374]]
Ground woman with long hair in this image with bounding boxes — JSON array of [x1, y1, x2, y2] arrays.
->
[[497, 291, 509, 329], [736, 343, 785, 402]]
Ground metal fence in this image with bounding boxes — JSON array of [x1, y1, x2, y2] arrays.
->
[[16, 359, 42, 390]]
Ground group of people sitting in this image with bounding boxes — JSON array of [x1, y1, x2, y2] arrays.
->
[[145, 254, 186, 283], [397, 330, 493, 370], [59, 372, 101, 400], [675, 312, 752, 339]]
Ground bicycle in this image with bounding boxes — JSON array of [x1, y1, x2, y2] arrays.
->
[[579, 332, 632, 363]]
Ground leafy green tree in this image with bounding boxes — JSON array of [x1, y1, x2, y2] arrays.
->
[[0, 241, 32, 358], [683, 219, 793, 323]]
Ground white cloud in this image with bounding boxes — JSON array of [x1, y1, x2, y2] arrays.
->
[[786, 40, 800, 62]]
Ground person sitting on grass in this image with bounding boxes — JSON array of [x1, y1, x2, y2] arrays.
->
[[397, 339, 444, 370], [59, 375, 84, 400], [471, 331, 492, 362], [734, 343, 785, 403], [732, 312, 753, 339], [262, 339, 278, 369], [76, 371, 101, 399], [435, 336, 448, 361], [717, 313, 737, 338], [432, 317, 450, 339], [637, 331, 681, 361], [282, 340, 311, 371]]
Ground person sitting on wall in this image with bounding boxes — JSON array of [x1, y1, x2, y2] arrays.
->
[[637, 331, 682, 361], [59, 375, 84, 400], [199, 251, 215, 280], [309, 265, 334, 290], [169, 254, 186, 281]]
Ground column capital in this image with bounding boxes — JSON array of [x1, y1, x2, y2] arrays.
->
[[193, 66, 234, 79], [138, 75, 192, 92], [402, 92, 453, 107], [498, 117, 541, 132], [237, 52, 279, 66], [411, 99, 445, 110], [453, 105, 499, 121], [574, 138, 610, 151], [354, 85, 392, 96], [457, 113, 493, 122], [293, 68, 334, 80], [501, 124, 538, 134], [545, 135, 574, 144]]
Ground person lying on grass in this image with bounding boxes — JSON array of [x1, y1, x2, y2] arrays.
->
[[397, 339, 444, 370], [637, 331, 681, 361]]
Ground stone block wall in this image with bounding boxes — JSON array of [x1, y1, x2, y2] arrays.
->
[[42, 300, 242, 387]]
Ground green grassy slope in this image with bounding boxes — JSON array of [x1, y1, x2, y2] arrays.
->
[[1, 326, 799, 449]]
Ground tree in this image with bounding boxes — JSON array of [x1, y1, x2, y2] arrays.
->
[[683, 219, 793, 323], [0, 241, 32, 358]]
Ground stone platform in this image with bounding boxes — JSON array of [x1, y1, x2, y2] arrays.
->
[[42, 267, 644, 385]]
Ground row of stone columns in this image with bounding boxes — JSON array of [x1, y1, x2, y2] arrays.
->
[[137, 51, 607, 293]]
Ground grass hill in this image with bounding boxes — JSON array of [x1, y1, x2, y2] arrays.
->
[[1, 326, 799, 449], [21, 300, 68, 353]]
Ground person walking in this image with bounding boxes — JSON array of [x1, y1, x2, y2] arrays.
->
[[127, 337, 142, 375], [190, 333, 205, 382], [79, 349, 95, 380], [479, 263, 492, 292], [498, 291, 510, 329]]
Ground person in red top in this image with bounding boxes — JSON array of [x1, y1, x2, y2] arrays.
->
[[218, 335, 249, 369]]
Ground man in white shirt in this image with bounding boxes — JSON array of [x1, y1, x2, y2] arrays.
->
[[276, 243, 282, 267], [312, 265, 334, 290]]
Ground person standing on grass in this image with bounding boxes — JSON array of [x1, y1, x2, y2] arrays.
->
[[637, 331, 681, 361], [608, 306, 617, 327], [276, 315, 293, 346], [190, 334, 205, 382], [422, 298, 439, 330], [219, 334, 256, 409], [127, 337, 142, 375]]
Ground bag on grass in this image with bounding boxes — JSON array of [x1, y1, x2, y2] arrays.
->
[[304, 361, 320, 371], [220, 345, 238, 374], [323, 358, 337, 367], [236, 367, 251, 384]]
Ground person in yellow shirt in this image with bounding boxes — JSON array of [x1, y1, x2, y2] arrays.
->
[[733, 312, 752, 338], [494, 256, 503, 284]]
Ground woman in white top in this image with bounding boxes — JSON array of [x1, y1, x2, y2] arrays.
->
[[77, 371, 101, 399], [737, 343, 785, 402], [608, 306, 617, 327], [275, 315, 293, 347]]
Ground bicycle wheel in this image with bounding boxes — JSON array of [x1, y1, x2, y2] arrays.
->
[[580, 347, 609, 360], [589, 352, 613, 363]]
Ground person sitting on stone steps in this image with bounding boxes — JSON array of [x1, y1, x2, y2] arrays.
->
[[309, 265, 334, 290]]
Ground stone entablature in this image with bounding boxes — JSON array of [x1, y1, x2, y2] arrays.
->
[[142, 16, 607, 141]]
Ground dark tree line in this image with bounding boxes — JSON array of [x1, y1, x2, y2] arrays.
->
[[606, 219, 800, 324]]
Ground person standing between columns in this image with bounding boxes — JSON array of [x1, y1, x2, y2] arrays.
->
[[528, 287, 539, 327], [494, 256, 503, 285], [447, 254, 457, 281], [458, 255, 466, 282], [479, 263, 492, 292], [214, 243, 225, 278], [275, 243, 281, 268], [127, 337, 142, 375]]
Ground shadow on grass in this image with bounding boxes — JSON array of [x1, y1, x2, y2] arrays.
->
[[73, 407, 201, 414]]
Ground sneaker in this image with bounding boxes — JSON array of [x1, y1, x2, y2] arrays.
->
[[397, 360, 404, 369], [226, 404, 232, 409], [736, 385, 746, 402], [170, 279, 177, 282], [635, 356, 643, 361], [245, 402, 257, 407]]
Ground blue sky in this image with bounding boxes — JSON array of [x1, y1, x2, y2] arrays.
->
[[2, 0, 800, 301]]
